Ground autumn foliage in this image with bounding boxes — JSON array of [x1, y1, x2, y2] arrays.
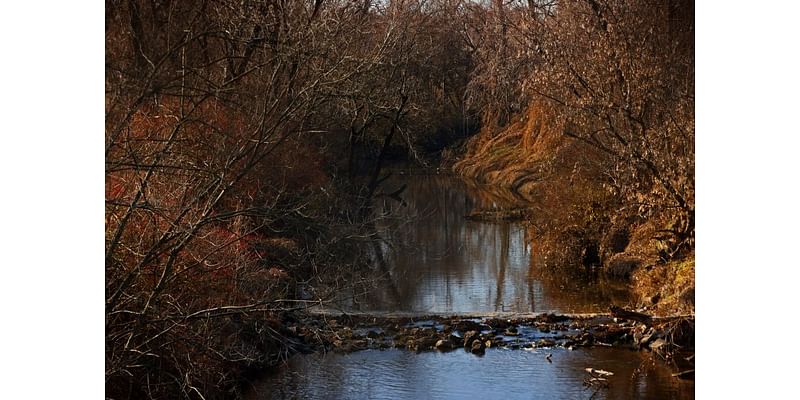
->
[[106, 1, 480, 398], [106, 1, 695, 398], [456, 0, 694, 275]]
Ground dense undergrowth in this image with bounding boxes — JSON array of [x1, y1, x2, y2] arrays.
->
[[453, 0, 695, 315], [454, 111, 694, 316], [454, 99, 693, 317], [105, 1, 475, 398], [106, 1, 694, 398]]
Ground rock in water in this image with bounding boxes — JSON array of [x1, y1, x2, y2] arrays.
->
[[471, 339, 486, 355], [454, 320, 483, 332], [448, 334, 462, 346], [417, 336, 439, 350], [463, 330, 480, 349], [435, 339, 453, 351]]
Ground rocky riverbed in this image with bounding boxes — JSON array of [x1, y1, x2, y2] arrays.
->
[[280, 311, 694, 379]]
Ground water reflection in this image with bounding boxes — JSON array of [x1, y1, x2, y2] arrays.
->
[[247, 348, 694, 400], [342, 173, 630, 313], [247, 174, 691, 400]]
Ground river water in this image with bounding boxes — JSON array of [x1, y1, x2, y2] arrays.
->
[[246, 173, 694, 399], [340, 172, 630, 314], [248, 348, 693, 400]]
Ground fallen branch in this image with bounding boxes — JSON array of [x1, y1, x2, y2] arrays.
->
[[610, 306, 653, 327]]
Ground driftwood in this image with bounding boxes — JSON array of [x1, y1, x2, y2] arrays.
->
[[585, 368, 614, 377], [610, 306, 654, 326]]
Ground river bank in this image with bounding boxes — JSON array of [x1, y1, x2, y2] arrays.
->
[[448, 102, 694, 318], [214, 171, 694, 398], [234, 172, 693, 398], [225, 170, 693, 400]]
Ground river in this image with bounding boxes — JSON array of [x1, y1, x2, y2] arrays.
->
[[246, 172, 694, 399]]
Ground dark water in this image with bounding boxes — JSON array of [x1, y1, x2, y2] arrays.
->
[[341, 173, 630, 314], [248, 348, 694, 400], [247, 173, 692, 399]]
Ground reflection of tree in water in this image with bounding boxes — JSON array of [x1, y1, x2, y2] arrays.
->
[[343, 172, 632, 313], [372, 173, 477, 311], [466, 173, 634, 312], [527, 229, 633, 313]]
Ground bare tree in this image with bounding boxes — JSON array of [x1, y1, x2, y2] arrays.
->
[[459, 0, 694, 254], [106, 0, 481, 397]]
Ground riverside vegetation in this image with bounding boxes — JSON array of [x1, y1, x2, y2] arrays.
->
[[105, 1, 694, 399]]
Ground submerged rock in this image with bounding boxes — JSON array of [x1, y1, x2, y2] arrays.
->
[[538, 326, 551, 334], [471, 339, 486, 355], [536, 339, 556, 348]]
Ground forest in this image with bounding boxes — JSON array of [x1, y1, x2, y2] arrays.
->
[[105, 1, 694, 398]]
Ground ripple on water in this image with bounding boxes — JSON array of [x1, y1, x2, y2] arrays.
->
[[247, 348, 694, 400]]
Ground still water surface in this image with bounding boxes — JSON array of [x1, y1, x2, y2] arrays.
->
[[248, 173, 693, 399], [342, 173, 630, 313]]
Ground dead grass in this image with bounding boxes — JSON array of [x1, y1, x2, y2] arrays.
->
[[632, 254, 695, 316], [453, 102, 563, 187], [454, 101, 694, 317]]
